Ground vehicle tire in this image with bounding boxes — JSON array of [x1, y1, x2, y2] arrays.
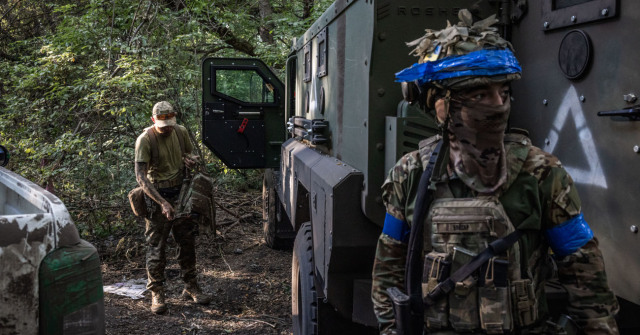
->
[[262, 169, 293, 249], [292, 222, 318, 335]]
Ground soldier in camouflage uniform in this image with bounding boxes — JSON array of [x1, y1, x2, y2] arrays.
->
[[371, 10, 619, 334], [135, 101, 211, 314]]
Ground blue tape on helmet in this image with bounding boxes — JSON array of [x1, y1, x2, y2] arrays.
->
[[545, 213, 594, 257], [382, 213, 410, 243], [395, 49, 522, 86]]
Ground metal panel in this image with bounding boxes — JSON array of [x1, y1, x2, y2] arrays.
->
[[311, 179, 327, 278], [510, 0, 640, 305], [541, 0, 617, 31], [353, 279, 378, 326], [303, 43, 312, 83], [203, 119, 266, 168], [282, 139, 379, 324], [385, 101, 440, 179], [281, 138, 320, 228], [202, 58, 286, 169], [310, 149, 379, 325], [317, 27, 328, 78]]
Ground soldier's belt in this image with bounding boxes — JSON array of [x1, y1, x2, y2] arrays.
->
[[153, 174, 183, 189]]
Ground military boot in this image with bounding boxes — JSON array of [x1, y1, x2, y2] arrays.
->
[[182, 282, 211, 305], [150, 288, 167, 314]]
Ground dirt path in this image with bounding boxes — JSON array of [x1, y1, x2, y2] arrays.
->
[[98, 189, 293, 335]]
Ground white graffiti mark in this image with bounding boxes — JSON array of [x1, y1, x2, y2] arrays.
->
[[308, 74, 318, 115], [544, 85, 608, 189]]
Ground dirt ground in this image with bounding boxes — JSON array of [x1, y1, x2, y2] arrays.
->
[[97, 188, 294, 335]]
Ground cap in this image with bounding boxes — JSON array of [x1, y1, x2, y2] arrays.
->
[[152, 101, 177, 127], [152, 101, 174, 115]]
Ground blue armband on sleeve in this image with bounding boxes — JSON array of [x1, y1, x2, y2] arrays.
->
[[382, 213, 410, 243], [545, 213, 593, 257]]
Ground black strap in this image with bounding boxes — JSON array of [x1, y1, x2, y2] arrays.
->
[[424, 229, 524, 307], [146, 127, 159, 166], [174, 125, 186, 154], [146, 127, 159, 181], [404, 140, 442, 334]]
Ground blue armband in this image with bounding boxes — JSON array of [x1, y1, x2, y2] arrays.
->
[[545, 213, 593, 257], [382, 213, 410, 243]]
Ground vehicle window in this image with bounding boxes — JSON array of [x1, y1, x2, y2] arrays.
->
[[215, 69, 275, 103]]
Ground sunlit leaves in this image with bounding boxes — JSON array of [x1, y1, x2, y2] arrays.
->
[[0, 0, 332, 238]]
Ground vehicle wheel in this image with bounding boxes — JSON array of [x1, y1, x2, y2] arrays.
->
[[292, 222, 318, 335], [262, 169, 293, 249]]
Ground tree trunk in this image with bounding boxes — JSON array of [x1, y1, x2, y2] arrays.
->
[[258, 0, 275, 44], [302, 0, 314, 19]]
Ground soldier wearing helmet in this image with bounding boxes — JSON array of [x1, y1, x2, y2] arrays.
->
[[371, 10, 619, 334], [134, 101, 210, 314]]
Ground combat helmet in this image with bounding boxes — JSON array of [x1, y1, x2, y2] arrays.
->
[[396, 9, 522, 107]]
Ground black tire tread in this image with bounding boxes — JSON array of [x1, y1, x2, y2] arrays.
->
[[292, 222, 318, 335]]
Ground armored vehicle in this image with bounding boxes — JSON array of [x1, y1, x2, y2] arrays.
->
[[202, 0, 640, 333], [0, 161, 105, 334]]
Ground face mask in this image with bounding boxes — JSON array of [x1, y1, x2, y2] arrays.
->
[[446, 96, 510, 194]]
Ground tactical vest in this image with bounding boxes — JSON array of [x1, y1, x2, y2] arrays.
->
[[175, 172, 216, 236], [420, 133, 543, 334]]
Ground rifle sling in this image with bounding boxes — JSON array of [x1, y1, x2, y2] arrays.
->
[[424, 229, 524, 307], [404, 140, 443, 333]]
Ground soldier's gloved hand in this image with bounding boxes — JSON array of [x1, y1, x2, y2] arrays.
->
[[161, 200, 175, 220], [183, 154, 200, 169]]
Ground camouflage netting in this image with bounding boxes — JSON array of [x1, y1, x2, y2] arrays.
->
[[406, 9, 520, 90]]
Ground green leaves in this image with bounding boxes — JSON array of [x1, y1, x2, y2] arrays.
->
[[0, 0, 332, 238]]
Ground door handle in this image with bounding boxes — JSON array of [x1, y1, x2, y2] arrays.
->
[[597, 107, 640, 121]]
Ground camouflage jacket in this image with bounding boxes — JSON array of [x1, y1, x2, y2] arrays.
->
[[371, 132, 619, 334]]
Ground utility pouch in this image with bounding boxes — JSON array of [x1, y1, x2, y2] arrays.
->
[[128, 187, 147, 217], [422, 252, 450, 329], [448, 246, 479, 331], [479, 257, 513, 334], [511, 279, 538, 327]]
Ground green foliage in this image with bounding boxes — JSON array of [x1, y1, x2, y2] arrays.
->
[[0, 0, 332, 238], [216, 69, 275, 103]]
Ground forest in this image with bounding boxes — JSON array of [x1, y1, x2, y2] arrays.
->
[[0, 0, 332, 238]]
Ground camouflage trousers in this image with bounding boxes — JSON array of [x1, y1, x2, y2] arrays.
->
[[145, 187, 197, 292]]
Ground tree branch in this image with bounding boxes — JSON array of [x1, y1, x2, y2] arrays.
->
[[202, 12, 256, 56], [0, 0, 23, 22]]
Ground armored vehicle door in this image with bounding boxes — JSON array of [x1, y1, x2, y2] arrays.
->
[[509, 0, 640, 311], [202, 58, 286, 169]]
